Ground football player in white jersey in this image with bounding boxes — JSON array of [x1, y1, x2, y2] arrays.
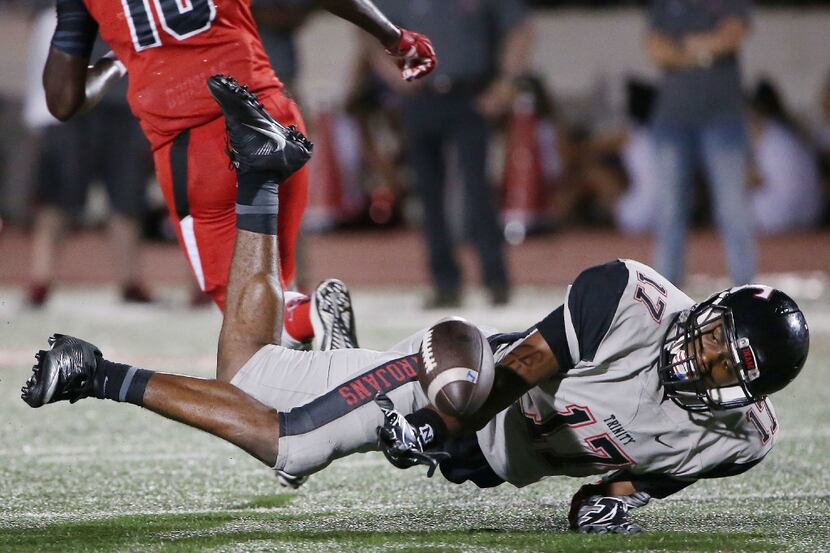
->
[[21, 81, 809, 534], [377, 259, 808, 533]]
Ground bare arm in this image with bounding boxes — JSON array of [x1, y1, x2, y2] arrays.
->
[[313, 0, 400, 46], [43, 49, 126, 121], [439, 331, 561, 434], [316, 0, 435, 81], [43, 48, 87, 121]]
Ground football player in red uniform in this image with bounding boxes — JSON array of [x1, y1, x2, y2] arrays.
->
[[42, 0, 435, 343]]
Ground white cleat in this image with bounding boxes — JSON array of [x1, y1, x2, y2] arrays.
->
[[310, 279, 358, 351]]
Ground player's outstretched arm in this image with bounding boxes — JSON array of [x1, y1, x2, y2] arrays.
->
[[377, 329, 562, 473], [314, 0, 400, 45], [314, 0, 436, 81], [456, 330, 562, 433]]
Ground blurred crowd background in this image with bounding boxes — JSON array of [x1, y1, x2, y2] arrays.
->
[[0, 0, 829, 307]]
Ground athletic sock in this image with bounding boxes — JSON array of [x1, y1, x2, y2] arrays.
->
[[236, 170, 279, 235], [95, 359, 152, 406], [406, 408, 448, 450], [283, 291, 313, 345]]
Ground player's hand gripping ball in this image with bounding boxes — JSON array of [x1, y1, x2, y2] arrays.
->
[[418, 318, 495, 418]]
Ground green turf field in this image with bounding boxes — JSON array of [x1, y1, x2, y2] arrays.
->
[[1, 279, 829, 552]]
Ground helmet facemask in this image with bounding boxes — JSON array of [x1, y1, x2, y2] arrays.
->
[[659, 293, 763, 411]]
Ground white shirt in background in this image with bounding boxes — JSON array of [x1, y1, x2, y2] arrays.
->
[[751, 120, 822, 234]]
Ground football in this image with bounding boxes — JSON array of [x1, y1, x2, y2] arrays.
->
[[417, 317, 495, 418]]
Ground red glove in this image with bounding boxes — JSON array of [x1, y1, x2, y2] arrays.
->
[[385, 28, 437, 81]]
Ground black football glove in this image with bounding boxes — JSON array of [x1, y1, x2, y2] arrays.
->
[[375, 392, 450, 477], [572, 495, 644, 535]]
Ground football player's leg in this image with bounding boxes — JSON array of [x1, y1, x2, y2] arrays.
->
[[260, 93, 309, 290], [154, 113, 317, 347], [22, 334, 281, 466], [143, 372, 280, 465], [229, 345, 429, 478], [152, 122, 235, 311], [216, 225, 283, 381], [207, 75, 312, 380]]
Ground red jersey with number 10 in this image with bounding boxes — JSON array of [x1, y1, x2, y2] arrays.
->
[[82, 0, 282, 150]]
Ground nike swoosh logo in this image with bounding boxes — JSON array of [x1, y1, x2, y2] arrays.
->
[[242, 122, 287, 150], [654, 434, 673, 449]]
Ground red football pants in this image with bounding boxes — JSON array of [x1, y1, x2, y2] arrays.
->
[[153, 93, 308, 310]]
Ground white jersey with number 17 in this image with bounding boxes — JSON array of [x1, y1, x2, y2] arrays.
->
[[477, 259, 778, 488]]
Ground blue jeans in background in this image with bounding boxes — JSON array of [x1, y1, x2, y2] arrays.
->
[[652, 117, 756, 285]]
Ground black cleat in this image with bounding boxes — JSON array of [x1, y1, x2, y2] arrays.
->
[[311, 279, 359, 351], [21, 334, 102, 408], [207, 74, 313, 181]]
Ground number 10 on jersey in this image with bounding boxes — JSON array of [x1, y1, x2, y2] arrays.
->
[[122, 0, 216, 52]]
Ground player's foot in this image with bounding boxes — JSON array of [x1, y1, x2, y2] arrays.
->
[[311, 279, 359, 351], [21, 334, 102, 408], [207, 74, 312, 180]]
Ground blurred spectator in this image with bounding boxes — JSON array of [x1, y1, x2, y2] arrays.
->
[[25, 10, 153, 306], [614, 80, 661, 233], [499, 74, 564, 243], [560, 79, 660, 233], [646, 0, 755, 285], [250, 0, 315, 95], [344, 56, 407, 226], [747, 79, 823, 233], [372, 0, 533, 308], [816, 73, 830, 153]]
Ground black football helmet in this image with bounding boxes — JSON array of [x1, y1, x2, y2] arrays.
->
[[658, 285, 809, 411]]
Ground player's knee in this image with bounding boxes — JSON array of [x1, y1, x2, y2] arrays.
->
[[417, 318, 495, 418]]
